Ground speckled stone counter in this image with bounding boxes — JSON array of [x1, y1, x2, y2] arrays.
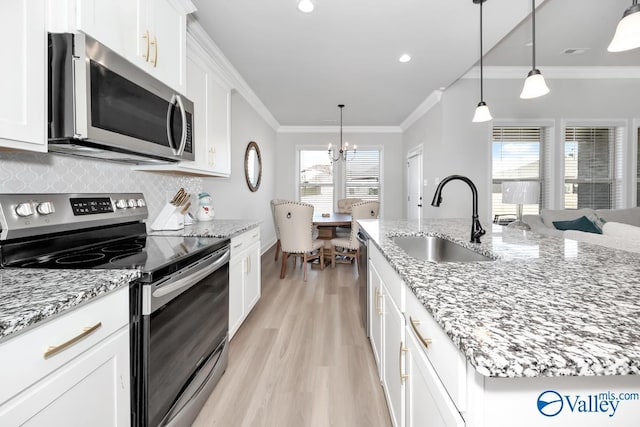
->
[[358, 218, 640, 378], [0, 269, 140, 342], [150, 219, 261, 239]]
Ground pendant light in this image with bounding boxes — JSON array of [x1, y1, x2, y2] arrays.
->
[[608, 0, 640, 52], [472, 0, 492, 123], [328, 104, 356, 163], [520, 0, 549, 99]]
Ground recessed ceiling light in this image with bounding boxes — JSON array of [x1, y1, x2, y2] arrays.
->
[[298, 0, 314, 13], [399, 54, 411, 63], [524, 40, 533, 47]]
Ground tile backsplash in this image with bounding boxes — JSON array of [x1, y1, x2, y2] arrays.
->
[[0, 152, 202, 225]]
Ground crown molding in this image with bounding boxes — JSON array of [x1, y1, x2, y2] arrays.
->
[[462, 66, 640, 79], [400, 90, 443, 131], [277, 126, 402, 134], [187, 19, 280, 131]]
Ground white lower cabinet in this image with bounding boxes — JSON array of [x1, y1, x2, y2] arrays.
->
[[229, 228, 261, 339], [369, 261, 384, 379], [382, 285, 406, 427], [405, 321, 465, 427], [0, 286, 130, 426]]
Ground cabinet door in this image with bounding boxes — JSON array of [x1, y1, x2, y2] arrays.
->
[[77, 0, 139, 61], [148, 0, 186, 93], [0, 327, 130, 426], [405, 326, 465, 427], [244, 242, 261, 314], [368, 261, 384, 379], [383, 288, 405, 427], [229, 255, 244, 339], [0, 0, 47, 151]]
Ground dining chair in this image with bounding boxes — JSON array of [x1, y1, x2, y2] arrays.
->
[[336, 198, 363, 214], [330, 201, 380, 271], [274, 201, 325, 281], [270, 199, 290, 262]]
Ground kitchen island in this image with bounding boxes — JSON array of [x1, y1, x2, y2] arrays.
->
[[359, 218, 640, 426]]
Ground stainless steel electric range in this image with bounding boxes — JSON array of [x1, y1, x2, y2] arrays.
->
[[0, 193, 230, 427]]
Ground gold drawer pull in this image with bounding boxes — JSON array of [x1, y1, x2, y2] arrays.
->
[[376, 288, 384, 316], [44, 322, 102, 359], [151, 35, 158, 67], [410, 317, 432, 349], [399, 341, 408, 383]]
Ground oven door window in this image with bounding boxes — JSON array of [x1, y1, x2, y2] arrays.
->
[[147, 264, 228, 427]]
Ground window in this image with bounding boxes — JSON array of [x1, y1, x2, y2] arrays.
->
[[564, 127, 619, 210], [345, 150, 380, 202], [299, 150, 333, 213], [298, 147, 381, 213], [491, 127, 543, 219]]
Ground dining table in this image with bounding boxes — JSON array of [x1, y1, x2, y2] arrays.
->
[[312, 212, 351, 239]]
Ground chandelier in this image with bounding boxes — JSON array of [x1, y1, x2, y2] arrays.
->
[[328, 104, 356, 163]]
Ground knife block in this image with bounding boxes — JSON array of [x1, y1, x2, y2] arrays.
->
[[150, 203, 185, 231]]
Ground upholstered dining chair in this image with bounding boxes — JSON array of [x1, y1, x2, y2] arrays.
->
[[274, 201, 325, 281], [270, 199, 289, 262], [336, 198, 363, 214], [330, 201, 380, 271]]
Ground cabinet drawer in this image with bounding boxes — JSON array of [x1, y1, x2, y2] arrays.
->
[[370, 243, 404, 311], [0, 286, 129, 405], [231, 227, 260, 258], [405, 290, 466, 411]]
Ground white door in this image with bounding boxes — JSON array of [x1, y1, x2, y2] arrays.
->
[[407, 152, 423, 220]]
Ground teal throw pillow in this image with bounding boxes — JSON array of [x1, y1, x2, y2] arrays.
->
[[552, 216, 602, 234]]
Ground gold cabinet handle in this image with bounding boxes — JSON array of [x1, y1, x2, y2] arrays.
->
[[399, 341, 408, 383], [409, 316, 432, 349], [142, 30, 150, 61], [376, 288, 383, 316], [44, 322, 102, 359], [150, 35, 158, 67]]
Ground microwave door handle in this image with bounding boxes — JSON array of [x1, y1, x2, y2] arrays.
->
[[175, 94, 188, 156], [166, 94, 179, 154]]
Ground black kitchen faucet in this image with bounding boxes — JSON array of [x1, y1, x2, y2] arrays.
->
[[431, 175, 486, 244]]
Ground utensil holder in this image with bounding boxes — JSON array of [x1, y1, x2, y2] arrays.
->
[[150, 203, 185, 231]]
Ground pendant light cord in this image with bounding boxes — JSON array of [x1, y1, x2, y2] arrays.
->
[[531, 0, 536, 70], [479, 0, 484, 102]]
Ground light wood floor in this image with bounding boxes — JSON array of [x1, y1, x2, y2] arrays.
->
[[193, 245, 392, 427]]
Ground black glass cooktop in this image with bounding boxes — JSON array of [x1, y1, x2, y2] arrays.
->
[[3, 233, 228, 274]]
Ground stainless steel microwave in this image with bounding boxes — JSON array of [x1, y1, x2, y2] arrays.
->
[[48, 33, 195, 164]]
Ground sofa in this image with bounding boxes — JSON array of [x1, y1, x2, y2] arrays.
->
[[523, 207, 640, 252]]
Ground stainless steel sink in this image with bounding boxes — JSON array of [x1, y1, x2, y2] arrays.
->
[[391, 236, 494, 263]]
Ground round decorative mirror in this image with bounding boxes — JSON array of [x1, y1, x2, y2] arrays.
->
[[244, 141, 262, 192]]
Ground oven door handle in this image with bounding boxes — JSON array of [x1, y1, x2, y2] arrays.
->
[[153, 248, 229, 299]]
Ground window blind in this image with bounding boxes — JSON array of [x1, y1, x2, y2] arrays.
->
[[491, 127, 543, 218], [345, 150, 380, 201], [564, 127, 617, 210], [299, 150, 333, 213]]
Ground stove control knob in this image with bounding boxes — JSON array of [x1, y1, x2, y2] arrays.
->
[[36, 202, 55, 215], [128, 199, 137, 208], [115, 199, 128, 209], [137, 198, 146, 207], [15, 202, 34, 217]]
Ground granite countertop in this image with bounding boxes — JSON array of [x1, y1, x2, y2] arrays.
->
[[0, 269, 140, 343], [358, 218, 640, 379], [150, 219, 261, 239]]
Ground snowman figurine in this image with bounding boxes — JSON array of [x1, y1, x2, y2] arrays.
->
[[196, 192, 215, 221]]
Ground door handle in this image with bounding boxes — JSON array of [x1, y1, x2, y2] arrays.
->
[[166, 94, 188, 156]]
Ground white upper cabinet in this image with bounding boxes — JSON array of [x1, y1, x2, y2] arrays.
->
[[0, 0, 47, 152], [133, 34, 232, 176], [73, 0, 194, 94]]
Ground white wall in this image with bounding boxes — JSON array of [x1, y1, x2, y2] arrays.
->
[[404, 75, 640, 224], [275, 131, 404, 219], [202, 92, 278, 251]]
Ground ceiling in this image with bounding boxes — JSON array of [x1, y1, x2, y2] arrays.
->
[[191, 0, 637, 127]]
